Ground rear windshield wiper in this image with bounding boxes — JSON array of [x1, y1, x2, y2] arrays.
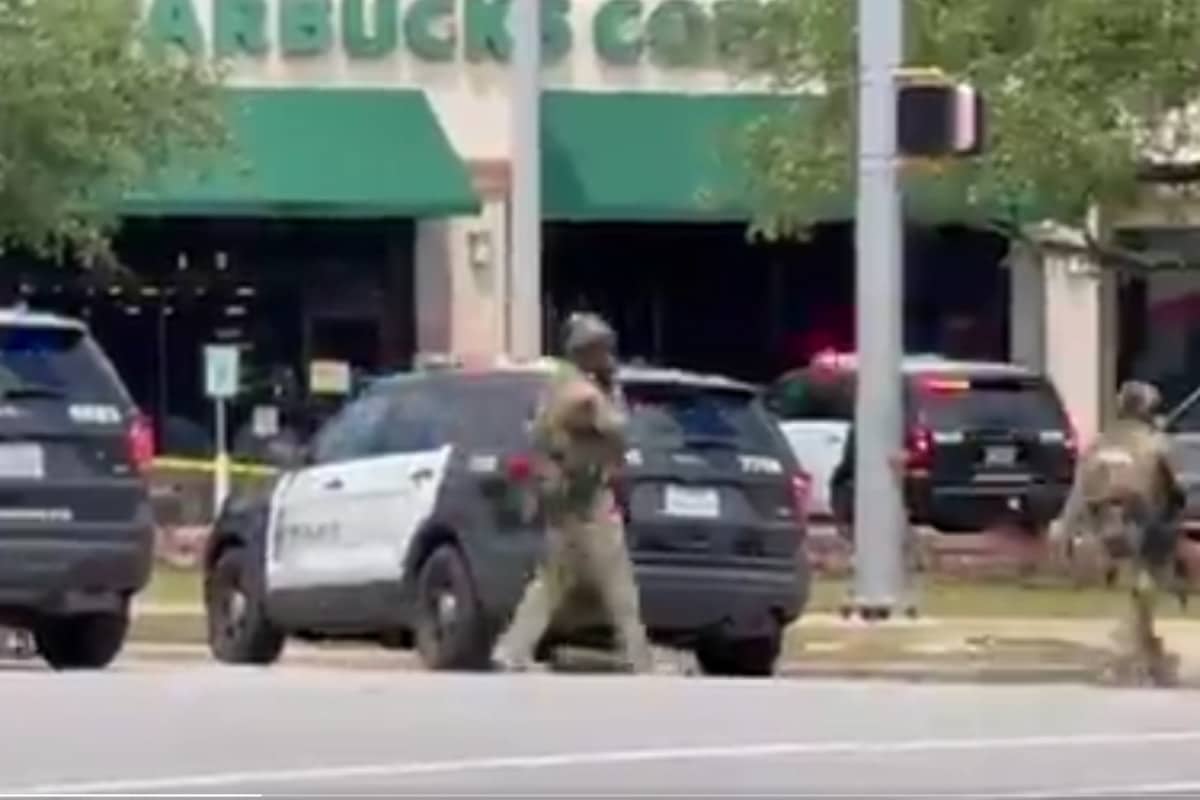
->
[[0, 383, 66, 400]]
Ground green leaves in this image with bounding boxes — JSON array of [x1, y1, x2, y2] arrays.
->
[[0, 0, 226, 262], [724, 0, 1200, 240]]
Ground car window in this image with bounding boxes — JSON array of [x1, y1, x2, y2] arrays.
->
[[912, 376, 1067, 432], [766, 371, 854, 422], [310, 392, 391, 464], [450, 375, 543, 449], [625, 382, 782, 452], [0, 324, 130, 406], [376, 382, 454, 455]]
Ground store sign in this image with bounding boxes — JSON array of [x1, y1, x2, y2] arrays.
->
[[145, 0, 750, 68]]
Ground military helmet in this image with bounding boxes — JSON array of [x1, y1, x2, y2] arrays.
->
[[561, 312, 616, 355], [1115, 380, 1162, 422]]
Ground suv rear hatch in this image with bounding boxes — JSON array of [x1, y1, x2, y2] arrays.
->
[[0, 323, 147, 529], [621, 380, 805, 568], [907, 373, 1075, 485]]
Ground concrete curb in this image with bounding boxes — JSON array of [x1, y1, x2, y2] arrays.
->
[[117, 643, 1113, 684], [775, 661, 1101, 684]]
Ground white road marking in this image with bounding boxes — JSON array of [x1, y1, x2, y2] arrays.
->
[[7, 729, 1200, 796], [1001, 780, 1200, 798]]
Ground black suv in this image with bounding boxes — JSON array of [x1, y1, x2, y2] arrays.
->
[[204, 361, 810, 676], [768, 356, 1076, 535], [0, 309, 155, 668]]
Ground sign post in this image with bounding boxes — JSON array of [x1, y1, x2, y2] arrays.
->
[[204, 344, 240, 515]]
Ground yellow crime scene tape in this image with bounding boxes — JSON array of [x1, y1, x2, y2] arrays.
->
[[151, 456, 279, 478]]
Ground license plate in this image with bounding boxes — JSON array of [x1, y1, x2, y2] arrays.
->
[[985, 446, 1016, 467], [663, 485, 720, 519], [0, 444, 44, 480]]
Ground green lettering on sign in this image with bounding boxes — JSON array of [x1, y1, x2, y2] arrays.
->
[[712, 0, 756, 63], [594, 0, 643, 66], [646, 0, 708, 68], [542, 0, 573, 66], [404, 0, 455, 62], [343, 0, 399, 59], [280, 0, 333, 56], [214, 0, 270, 58], [465, 0, 511, 63], [146, 0, 204, 55]]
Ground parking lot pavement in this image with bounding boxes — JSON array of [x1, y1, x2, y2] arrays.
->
[[2, 663, 1200, 796]]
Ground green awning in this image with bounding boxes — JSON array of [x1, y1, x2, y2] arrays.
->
[[542, 90, 1057, 227], [125, 89, 479, 218], [543, 91, 779, 222]]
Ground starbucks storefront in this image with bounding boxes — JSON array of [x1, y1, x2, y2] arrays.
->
[[12, 0, 1033, 454]]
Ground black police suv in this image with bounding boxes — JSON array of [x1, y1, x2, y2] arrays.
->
[[204, 361, 811, 676], [768, 355, 1076, 535], [0, 309, 156, 668]]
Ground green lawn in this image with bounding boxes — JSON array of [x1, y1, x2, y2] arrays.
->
[[143, 566, 202, 607], [808, 578, 1200, 619], [139, 567, 1200, 621]]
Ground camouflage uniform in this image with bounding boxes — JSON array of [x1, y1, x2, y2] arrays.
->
[[1058, 381, 1184, 686], [492, 315, 653, 673]]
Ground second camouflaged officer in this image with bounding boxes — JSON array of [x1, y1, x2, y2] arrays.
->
[[1058, 381, 1185, 686]]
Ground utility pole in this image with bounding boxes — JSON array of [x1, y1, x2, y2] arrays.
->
[[851, 0, 908, 618], [509, 0, 542, 359]]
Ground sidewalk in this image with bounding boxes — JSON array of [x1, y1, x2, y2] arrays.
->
[[783, 615, 1200, 684], [127, 603, 1200, 684]]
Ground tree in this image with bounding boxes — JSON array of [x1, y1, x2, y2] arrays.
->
[[721, 0, 1200, 244], [0, 0, 226, 262]]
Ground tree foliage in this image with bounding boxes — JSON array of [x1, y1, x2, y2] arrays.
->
[[0, 0, 226, 261], [722, 0, 1200, 240]]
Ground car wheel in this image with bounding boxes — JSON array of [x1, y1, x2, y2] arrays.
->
[[694, 633, 781, 678], [414, 545, 491, 671], [205, 546, 285, 665], [34, 608, 130, 670]]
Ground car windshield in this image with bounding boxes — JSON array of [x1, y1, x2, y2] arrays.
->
[[914, 376, 1066, 432], [0, 324, 130, 406], [624, 382, 779, 451]]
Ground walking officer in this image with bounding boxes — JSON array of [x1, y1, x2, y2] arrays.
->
[[492, 312, 654, 673], [1058, 380, 1185, 686]]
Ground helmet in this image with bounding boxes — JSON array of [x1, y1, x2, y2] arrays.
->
[[561, 312, 616, 355], [1115, 380, 1162, 423]]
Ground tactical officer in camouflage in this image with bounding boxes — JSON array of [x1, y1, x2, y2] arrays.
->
[[1058, 380, 1185, 686], [491, 313, 653, 673]]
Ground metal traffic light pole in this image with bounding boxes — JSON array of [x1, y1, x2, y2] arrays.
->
[[851, 0, 909, 617], [510, 0, 543, 359]]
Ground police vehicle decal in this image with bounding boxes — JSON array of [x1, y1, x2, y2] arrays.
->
[[265, 444, 454, 592]]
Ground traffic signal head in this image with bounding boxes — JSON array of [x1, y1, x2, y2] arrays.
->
[[897, 81, 986, 158]]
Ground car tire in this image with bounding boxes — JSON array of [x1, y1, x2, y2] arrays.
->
[[414, 544, 492, 671], [34, 608, 130, 670], [205, 546, 285, 665], [694, 633, 781, 678]]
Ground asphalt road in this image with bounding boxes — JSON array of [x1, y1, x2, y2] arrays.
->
[[2, 657, 1200, 798]]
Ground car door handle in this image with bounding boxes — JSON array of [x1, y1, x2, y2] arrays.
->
[[323, 478, 344, 491], [410, 468, 434, 483]]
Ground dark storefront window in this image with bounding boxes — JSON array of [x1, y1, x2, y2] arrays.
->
[[1116, 228, 1200, 413], [543, 221, 1010, 384], [0, 218, 414, 458]]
